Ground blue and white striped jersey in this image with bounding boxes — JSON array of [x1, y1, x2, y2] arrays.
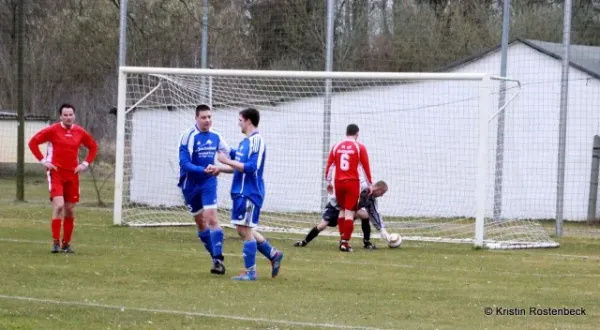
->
[[230, 131, 266, 207], [178, 125, 230, 190]]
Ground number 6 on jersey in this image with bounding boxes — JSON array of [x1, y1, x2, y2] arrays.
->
[[340, 153, 350, 171]]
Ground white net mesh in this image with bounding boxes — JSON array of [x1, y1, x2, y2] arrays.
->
[[116, 70, 559, 249]]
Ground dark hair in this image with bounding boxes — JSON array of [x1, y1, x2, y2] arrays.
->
[[195, 104, 211, 116], [59, 103, 75, 115], [346, 124, 359, 136], [239, 108, 260, 127]]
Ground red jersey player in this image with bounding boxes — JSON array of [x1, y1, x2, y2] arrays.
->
[[325, 124, 372, 252], [28, 103, 98, 254]]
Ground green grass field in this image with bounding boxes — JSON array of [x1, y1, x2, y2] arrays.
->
[[0, 175, 599, 329]]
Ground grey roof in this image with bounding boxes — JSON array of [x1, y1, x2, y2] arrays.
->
[[0, 111, 51, 121], [439, 38, 600, 80], [521, 39, 600, 79]]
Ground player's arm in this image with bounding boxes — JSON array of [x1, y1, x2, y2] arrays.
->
[[218, 138, 262, 173], [218, 150, 258, 173], [324, 146, 336, 193], [367, 198, 390, 240], [206, 135, 233, 176], [325, 146, 335, 181], [28, 126, 56, 169], [75, 130, 99, 173], [358, 144, 373, 185], [178, 134, 206, 174], [213, 138, 235, 174]]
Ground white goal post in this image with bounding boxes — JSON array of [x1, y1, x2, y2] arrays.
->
[[113, 66, 559, 250]]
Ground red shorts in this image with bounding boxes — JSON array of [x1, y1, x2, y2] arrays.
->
[[334, 179, 360, 211], [47, 169, 80, 203]]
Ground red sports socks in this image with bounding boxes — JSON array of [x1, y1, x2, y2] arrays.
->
[[337, 217, 345, 238], [51, 218, 61, 242], [343, 218, 354, 241], [62, 217, 74, 245]]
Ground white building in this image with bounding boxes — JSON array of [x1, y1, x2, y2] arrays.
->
[[126, 39, 600, 222], [0, 111, 50, 164]]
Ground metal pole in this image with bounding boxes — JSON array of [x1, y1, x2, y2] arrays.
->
[[493, 0, 510, 221], [118, 0, 128, 69], [321, 0, 335, 209], [587, 135, 600, 225], [15, 0, 25, 201], [201, 0, 208, 69], [556, 0, 572, 237], [201, 0, 209, 103]]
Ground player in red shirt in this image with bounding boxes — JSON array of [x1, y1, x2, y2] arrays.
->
[[28, 103, 98, 254], [325, 124, 373, 252]]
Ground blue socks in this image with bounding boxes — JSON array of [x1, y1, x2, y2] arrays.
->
[[242, 239, 257, 271], [257, 240, 277, 260], [210, 228, 224, 258], [198, 229, 213, 258]]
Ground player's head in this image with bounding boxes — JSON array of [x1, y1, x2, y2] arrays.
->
[[195, 104, 212, 132], [239, 108, 260, 135], [59, 103, 75, 127], [371, 180, 388, 198], [346, 124, 359, 139]]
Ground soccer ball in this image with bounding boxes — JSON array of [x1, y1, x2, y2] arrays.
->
[[388, 233, 402, 248]]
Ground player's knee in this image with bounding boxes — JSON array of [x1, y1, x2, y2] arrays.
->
[[194, 214, 207, 229], [356, 209, 368, 220], [64, 204, 75, 217], [236, 226, 252, 240], [203, 209, 219, 227], [53, 202, 64, 214], [316, 221, 328, 231]]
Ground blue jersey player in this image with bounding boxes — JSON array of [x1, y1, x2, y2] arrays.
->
[[179, 104, 230, 275], [214, 108, 284, 281]]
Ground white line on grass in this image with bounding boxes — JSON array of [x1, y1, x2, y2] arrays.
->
[[1, 238, 599, 278], [0, 294, 384, 330]]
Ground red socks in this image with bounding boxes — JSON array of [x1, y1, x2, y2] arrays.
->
[[51, 218, 61, 241], [343, 219, 354, 241], [63, 217, 74, 245], [338, 218, 355, 241], [51, 217, 75, 244], [337, 217, 345, 238]]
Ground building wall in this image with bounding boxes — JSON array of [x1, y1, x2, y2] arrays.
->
[[451, 42, 600, 221], [0, 120, 49, 163], [125, 42, 600, 221]]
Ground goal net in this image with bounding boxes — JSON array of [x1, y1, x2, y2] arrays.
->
[[114, 67, 559, 249]]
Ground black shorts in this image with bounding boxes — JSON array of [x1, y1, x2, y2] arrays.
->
[[322, 203, 340, 227]]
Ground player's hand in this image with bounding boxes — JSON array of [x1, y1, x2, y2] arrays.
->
[[367, 185, 374, 196], [74, 163, 88, 174], [204, 165, 220, 176], [326, 183, 333, 195], [42, 161, 57, 171], [380, 228, 391, 241], [216, 152, 229, 164]]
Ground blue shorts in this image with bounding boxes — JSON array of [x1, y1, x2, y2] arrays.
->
[[230, 196, 261, 228], [182, 186, 218, 215], [322, 203, 340, 227]]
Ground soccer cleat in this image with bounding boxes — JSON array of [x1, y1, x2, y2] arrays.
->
[[232, 270, 257, 281], [210, 261, 226, 275], [339, 241, 353, 252], [293, 240, 307, 247], [61, 244, 75, 254], [363, 241, 377, 250], [51, 240, 60, 254], [270, 251, 284, 278]]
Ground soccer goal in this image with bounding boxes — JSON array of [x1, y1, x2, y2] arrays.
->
[[113, 66, 559, 250]]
